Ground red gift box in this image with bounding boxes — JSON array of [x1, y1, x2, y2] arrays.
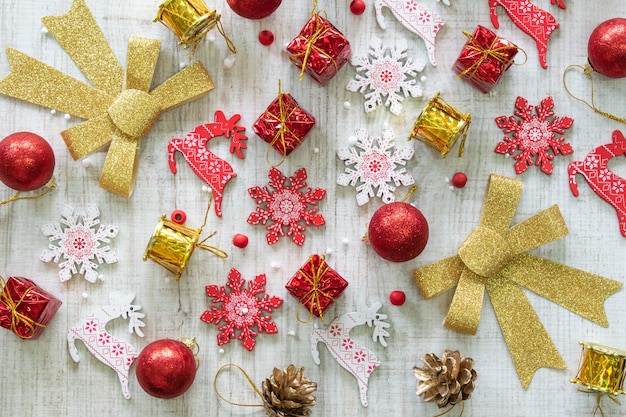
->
[[452, 25, 518, 93], [285, 254, 348, 319], [0, 276, 62, 339], [253, 92, 316, 160], [286, 13, 351, 85]]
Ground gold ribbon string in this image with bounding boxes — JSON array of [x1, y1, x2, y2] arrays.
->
[[0, 277, 46, 339], [0, 177, 57, 206], [295, 255, 334, 323], [0, 0, 214, 197], [215, 18, 237, 54], [413, 174, 622, 389], [290, 10, 338, 81], [456, 30, 519, 79], [265, 81, 300, 167], [214, 363, 264, 408], [563, 64, 626, 125], [195, 196, 228, 259]]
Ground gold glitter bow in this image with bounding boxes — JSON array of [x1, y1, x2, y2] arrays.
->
[[0, 277, 45, 339], [0, 0, 214, 197], [413, 174, 622, 388]]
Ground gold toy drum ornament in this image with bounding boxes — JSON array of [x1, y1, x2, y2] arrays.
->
[[154, 0, 236, 53], [572, 341, 626, 395], [143, 203, 227, 280], [408, 92, 471, 158]]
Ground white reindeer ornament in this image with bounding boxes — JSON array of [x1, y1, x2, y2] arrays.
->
[[67, 292, 146, 399], [374, 0, 446, 66], [311, 302, 390, 407]]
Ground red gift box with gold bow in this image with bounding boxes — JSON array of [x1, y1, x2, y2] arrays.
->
[[253, 92, 316, 160], [286, 254, 348, 319], [286, 12, 351, 85], [0, 276, 62, 339], [453, 25, 519, 93]]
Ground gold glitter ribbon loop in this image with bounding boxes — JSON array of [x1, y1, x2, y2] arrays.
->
[[0, 0, 215, 197], [414, 174, 622, 388]]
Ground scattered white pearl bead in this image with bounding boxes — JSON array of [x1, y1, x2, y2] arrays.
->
[[504, 153, 510, 159], [64, 113, 71, 120], [50, 109, 56, 115], [207, 33, 216, 42], [420, 76, 427, 83], [164, 277, 171, 284], [179, 62, 187, 70], [41, 27, 48, 34], [342, 238, 349, 245], [241, 307, 249, 314], [98, 274, 104, 281], [382, 121, 389, 129], [490, 90, 498, 97], [348, 136, 357, 145], [82, 158, 92, 168], [202, 185, 213, 194], [218, 348, 225, 354], [313, 323, 319, 329], [343, 101, 351, 109], [449, 185, 455, 191], [313, 147, 319, 154], [81, 292, 89, 298], [223, 56, 236, 69], [325, 248, 333, 256], [271, 261, 280, 270], [287, 330, 296, 337], [444, 177, 450, 184]]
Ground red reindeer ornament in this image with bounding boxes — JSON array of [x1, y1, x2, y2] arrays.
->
[[168, 111, 247, 217], [488, 0, 559, 69], [569, 130, 626, 237]]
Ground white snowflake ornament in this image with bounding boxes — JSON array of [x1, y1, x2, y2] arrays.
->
[[40, 204, 119, 283], [347, 36, 424, 115], [338, 128, 415, 206]]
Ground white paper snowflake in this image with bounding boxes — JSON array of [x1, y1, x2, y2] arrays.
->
[[337, 128, 415, 206], [40, 204, 119, 283], [347, 36, 424, 115]]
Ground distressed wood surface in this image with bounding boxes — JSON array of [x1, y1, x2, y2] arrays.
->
[[1, 1, 626, 416]]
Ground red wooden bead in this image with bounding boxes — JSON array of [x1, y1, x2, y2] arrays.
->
[[451, 172, 468, 188], [350, 0, 366, 15], [258, 30, 275, 46], [233, 233, 249, 248], [171, 210, 186, 224], [389, 290, 406, 306]]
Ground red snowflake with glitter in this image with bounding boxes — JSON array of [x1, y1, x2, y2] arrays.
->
[[247, 167, 326, 246], [200, 268, 283, 351], [494, 96, 574, 175]]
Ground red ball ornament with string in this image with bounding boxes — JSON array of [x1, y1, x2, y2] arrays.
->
[[587, 18, 626, 78], [367, 202, 429, 262], [135, 338, 198, 399], [0, 132, 55, 191], [226, 0, 282, 19]]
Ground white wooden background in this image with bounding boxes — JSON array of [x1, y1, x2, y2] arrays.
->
[[1, 1, 626, 416]]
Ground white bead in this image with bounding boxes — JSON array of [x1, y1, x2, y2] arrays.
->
[[420, 76, 427, 82], [348, 136, 357, 145], [287, 330, 296, 337], [449, 185, 455, 191], [82, 158, 91, 168], [342, 238, 349, 245], [444, 177, 450, 183], [64, 113, 71, 120], [81, 292, 89, 298], [325, 248, 333, 255], [223, 57, 236, 69], [50, 109, 56, 115], [271, 261, 280, 269], [41, 27, 48, 34], [179, 62, 187, 69], [241, 307, 249, 314], [343, 101, 351, 109], [313, 147, 319, 154], [218, 348, 225, 354], [207, 33, 216, 42]]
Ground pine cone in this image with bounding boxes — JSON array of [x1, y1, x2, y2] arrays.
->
[[261, 365, 318, 417], [413, 350, 477, 408]]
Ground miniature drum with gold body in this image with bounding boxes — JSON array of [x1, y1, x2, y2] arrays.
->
[[154, 0, 221, 49], [408, 92, 471, 158], [571, 341, 626, 395]]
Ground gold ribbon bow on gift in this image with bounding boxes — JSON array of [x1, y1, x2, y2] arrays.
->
[[413, 174, 622, 388], [0, 278, 45, 339], [456, 30, 518, 79], [0, 0, 214, 197]]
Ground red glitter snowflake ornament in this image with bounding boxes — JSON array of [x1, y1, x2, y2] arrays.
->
[[200, 268, 283, 351], [494, 96, 574, 175], [247, 167, 326, 246]]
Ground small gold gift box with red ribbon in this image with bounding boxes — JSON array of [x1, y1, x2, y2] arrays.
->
[[0, 276, 62, 339], [253, 88, 316, 163], [286, 12, 351, 85], [285, 254, 348, 320], [453, 25, 519, 93]]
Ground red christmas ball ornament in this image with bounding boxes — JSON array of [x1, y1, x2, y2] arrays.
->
[[0, 132, 55, 191], [587, 18, 626, 78], [258, 30, 275, 46], [367, 202, 429, 262], [226, 0, 282, 19], [135, 338, 198, 399], [389, 290, 406, 306], [350, 0, 366, 15]]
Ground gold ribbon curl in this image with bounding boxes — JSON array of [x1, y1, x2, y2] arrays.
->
[[0, 0, 214, 197], [0, 277, 46, 339], [413, 174, 622, 389]]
